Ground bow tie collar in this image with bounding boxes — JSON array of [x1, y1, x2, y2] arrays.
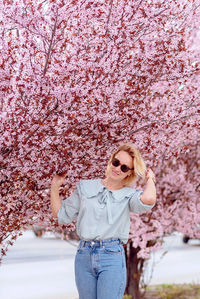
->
[[98, 187, 113, 224], [78, 179, 136, 225]]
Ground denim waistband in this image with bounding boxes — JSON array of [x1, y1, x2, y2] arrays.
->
[[80, 238, 122, 247]]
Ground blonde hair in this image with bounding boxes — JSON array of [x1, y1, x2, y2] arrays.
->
[[105, 143, 146, 187]]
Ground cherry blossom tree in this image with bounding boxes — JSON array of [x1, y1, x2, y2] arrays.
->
[[0, 0, 200, 297], [126, 144, 200, 297]]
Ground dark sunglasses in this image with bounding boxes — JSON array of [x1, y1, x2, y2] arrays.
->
[[111, 158, 134, 173]]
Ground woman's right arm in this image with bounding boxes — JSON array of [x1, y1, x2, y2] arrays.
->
[[50, 173, 67, 218]]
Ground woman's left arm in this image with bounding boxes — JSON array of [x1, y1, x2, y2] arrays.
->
[[140, 169, 157, 205]]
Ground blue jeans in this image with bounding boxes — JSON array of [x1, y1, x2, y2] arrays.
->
[[74, 239, 127, 299]]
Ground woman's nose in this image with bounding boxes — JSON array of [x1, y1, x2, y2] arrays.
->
[[114, 165, 121, 172]]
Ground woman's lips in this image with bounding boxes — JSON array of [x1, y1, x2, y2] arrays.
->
[[112, 170, 120, 176]]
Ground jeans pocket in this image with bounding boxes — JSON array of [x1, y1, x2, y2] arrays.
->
[[103, 244, 122, 254]]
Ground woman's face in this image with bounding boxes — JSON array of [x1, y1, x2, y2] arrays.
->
[[107, 150, 134, 182]]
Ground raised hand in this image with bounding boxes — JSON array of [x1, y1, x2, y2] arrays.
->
[[51, 172, 67, 188], [145, 168, 156, 184]]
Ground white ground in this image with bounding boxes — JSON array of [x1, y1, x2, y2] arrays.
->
[[0, 230, 200, 299]]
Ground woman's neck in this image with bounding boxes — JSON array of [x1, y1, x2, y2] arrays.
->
[[101, 177, 125, 190]]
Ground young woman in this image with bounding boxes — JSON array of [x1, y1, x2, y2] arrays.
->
[[50, 143, 156, 299]]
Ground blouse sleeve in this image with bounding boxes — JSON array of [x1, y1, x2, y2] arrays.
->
[[129, 189, 155, 213], [57, 185, 80, 225]]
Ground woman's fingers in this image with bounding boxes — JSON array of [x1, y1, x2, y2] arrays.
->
[[51, 172, 67, 187], [145, 168, 155, 179], [146, 168, 156, 183], [56, 171, 67, 177]]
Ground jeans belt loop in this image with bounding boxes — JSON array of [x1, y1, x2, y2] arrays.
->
[[81, 240, 85, 248]]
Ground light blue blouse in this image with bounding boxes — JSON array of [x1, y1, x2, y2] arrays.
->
[[57, 178, 155, 244]]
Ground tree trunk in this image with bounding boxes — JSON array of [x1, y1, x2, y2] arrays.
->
[[124, 241, 145, 299]]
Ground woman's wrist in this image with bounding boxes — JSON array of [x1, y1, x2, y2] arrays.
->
[[51, 183, 60, 190]]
